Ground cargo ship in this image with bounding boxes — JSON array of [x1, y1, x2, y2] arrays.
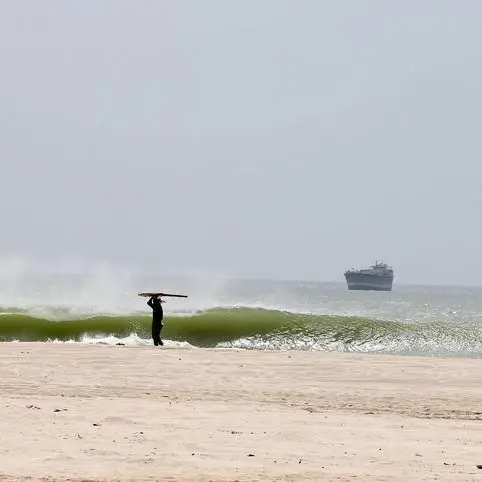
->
[[344, 261, 394, 291]]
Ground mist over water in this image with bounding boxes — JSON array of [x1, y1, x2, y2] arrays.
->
[[1, 255, 482, 358]]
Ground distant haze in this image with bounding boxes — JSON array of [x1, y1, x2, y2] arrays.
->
[[1, 1, 482, 286]]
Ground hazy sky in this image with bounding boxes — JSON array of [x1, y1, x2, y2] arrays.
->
[[1, 1, 482, 286]]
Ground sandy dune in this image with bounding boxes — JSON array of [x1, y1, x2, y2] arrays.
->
[[1, 343, 482, 481]]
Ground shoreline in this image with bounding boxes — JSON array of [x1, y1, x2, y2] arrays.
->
[[1, 343, 482, 481], [5, 338, 482, 361]]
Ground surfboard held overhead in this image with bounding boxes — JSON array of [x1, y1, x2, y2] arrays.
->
[[138, 292, 188, 299]]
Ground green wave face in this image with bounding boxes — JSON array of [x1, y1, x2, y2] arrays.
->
[[1, 307, 481, 356], [0, 308, 388, 343]]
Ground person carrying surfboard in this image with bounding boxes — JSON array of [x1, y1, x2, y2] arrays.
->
[[147, 295, 164, 346], [138, 291, 187, 346]]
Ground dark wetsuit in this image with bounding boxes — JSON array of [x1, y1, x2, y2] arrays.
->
[[147, 297, 164, 346]]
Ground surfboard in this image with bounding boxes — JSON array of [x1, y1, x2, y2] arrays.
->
[[138, 292, 188, 298]]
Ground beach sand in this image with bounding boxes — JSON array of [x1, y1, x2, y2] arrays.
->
[[1, 343, 482, 481]]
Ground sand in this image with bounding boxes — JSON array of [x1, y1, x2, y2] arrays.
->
[[1, 343, 482, 481]]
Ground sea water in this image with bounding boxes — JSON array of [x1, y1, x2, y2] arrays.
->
[[1, 267, 481, 358]]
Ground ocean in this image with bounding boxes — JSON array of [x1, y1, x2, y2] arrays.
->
[[1, 270, 481, 358]]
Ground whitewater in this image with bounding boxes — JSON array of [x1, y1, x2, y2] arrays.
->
[[1, 263, 482, 358]]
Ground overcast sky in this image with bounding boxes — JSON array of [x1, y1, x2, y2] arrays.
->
[[1, 1, 482, 286]]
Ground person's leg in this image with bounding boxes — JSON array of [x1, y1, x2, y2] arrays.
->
[[152, 319, 161, 346], [158, 323, 164, 346]]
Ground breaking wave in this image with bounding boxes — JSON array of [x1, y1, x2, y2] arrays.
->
[[1, 306, 481, 357]]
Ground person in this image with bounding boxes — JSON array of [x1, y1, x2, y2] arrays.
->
[[147, 295, 164, 346]]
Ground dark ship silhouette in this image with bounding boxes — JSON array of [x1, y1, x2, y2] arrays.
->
[[344, 261, 394, 291]]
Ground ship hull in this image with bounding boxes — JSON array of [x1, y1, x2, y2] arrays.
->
[[345, 283, 392, 291], [344, 273, 393, 291]]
